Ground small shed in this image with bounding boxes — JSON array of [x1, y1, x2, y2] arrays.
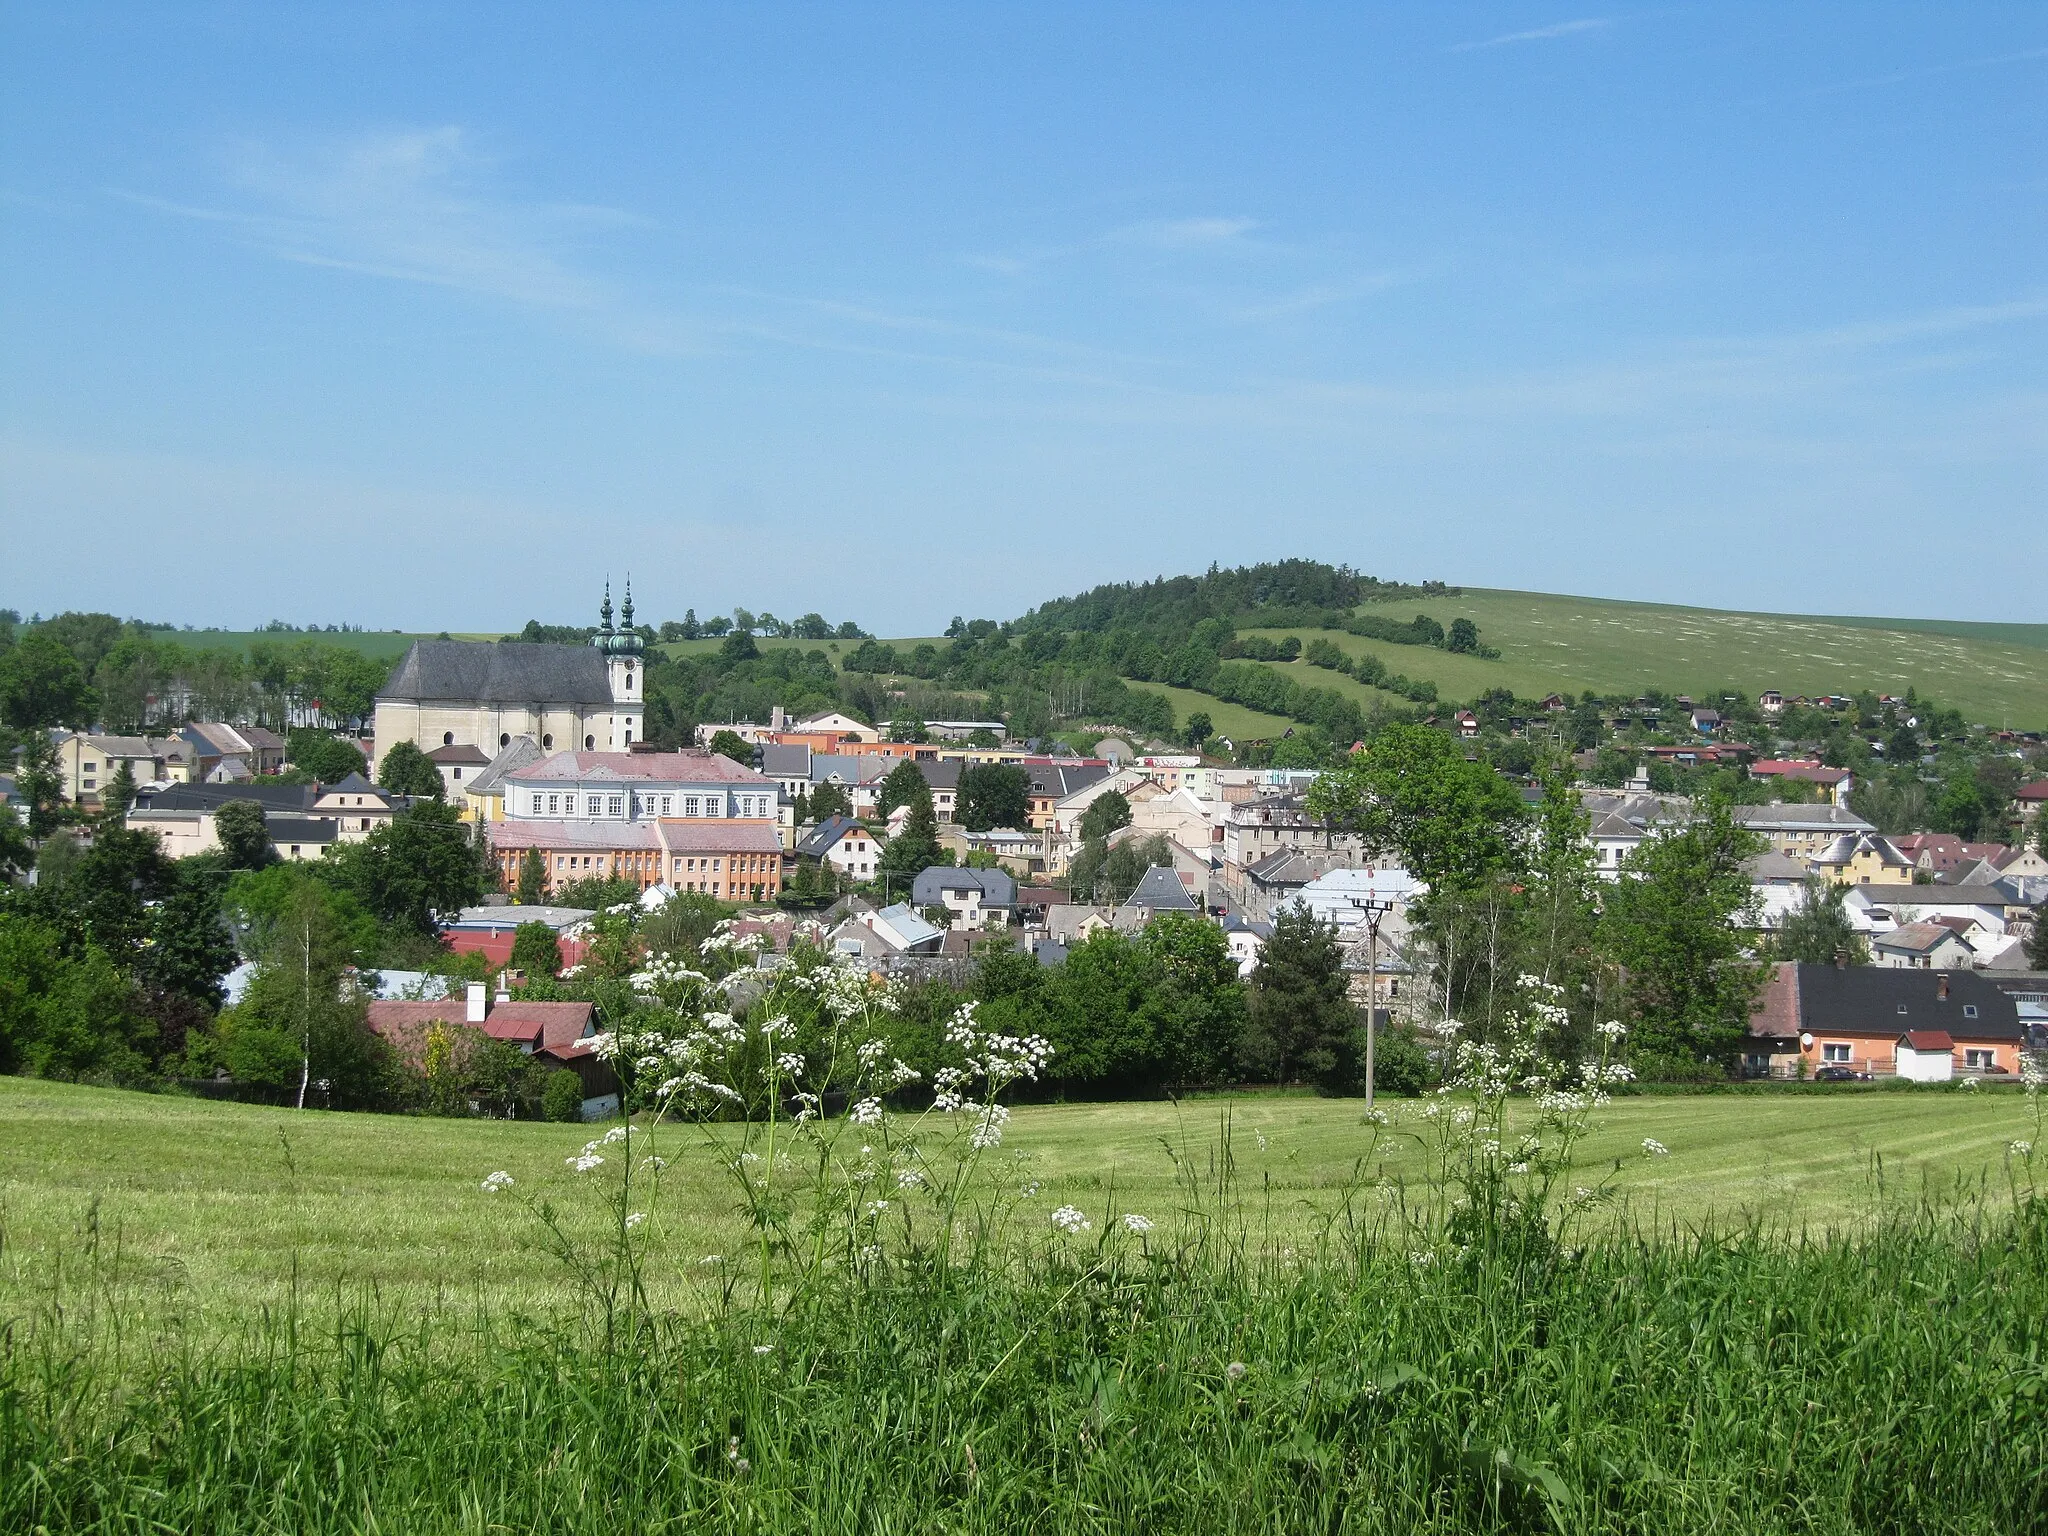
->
[[1893, 1030, 1954, 1083]]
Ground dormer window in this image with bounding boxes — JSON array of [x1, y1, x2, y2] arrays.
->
[[1963, 1005, 1979, 1019]]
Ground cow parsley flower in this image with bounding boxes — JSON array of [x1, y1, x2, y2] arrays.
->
[[2011, 1140, 2034, 1157], [850, 1097, 883, 1127], [480, 1170, 514, 1193], [568, 1153, 604, 1174], [624, 1212, 647, 1230], [1121, 1213, 1154, 1234], [1642, 1138, 1669, 1156], [1051, 1204, 1090, 1234]]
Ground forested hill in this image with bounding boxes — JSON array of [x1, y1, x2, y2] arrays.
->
[[1009, 561, 1455, 641]]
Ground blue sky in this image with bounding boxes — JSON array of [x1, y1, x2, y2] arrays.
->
[[2, 4, 2043, 633]]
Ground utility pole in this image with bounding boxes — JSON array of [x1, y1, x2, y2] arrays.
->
[[1345, 897, 1396, 1111]]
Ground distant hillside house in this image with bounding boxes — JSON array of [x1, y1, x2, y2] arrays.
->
[[372, 585, 646, 776]]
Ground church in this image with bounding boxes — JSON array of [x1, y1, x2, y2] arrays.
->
[[371, 586, 647, 777]]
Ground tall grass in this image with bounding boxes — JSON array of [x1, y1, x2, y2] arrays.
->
[[6, 1173, 2045, 1533]]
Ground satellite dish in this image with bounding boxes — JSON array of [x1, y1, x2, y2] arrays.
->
[[1799, 1032, 1814, 1048]]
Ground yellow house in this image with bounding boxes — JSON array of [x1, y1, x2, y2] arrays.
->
[[1813, 831, 1916, 886], [57, 732, 195, 807]]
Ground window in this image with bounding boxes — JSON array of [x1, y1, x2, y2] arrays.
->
[[704, 799, 721, 818], [532, 794, 544, 815], [684, 797, 700, 817], [660, 796, 672, 816], [501, 734, 510, 747], [1962, 1005, 1979, 1019], [542, 734, 553, 749], [585, 735, 595, 750], [443, 732, 455, 746], [547, 794, 559, 815], [607, 796, 623, 817], [1822, 1043, 1852, 1063], [1965, 1049, 1995, 1070], [587, 796, 602, 817]]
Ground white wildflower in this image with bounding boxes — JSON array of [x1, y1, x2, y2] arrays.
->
[[1051, 1204, 1090, 1234], [625, 1212, 647, 1230], [751, 1344, 774, 1356], [2010, 1140, 2033, 1157], [1225, 1361, 1247, 1381], [850, 1097, 884, 1127], [1958, 1075, 1980, 1090], [480, 1170, 514, 1193], [602, 1126, 629, 1145], [698, 1254, 723, 1266], [1121, 1213, 1154, 1234], [1596, 1019, 1628, 1039], [864, 1199, 889, 1217], [1410, 1251, 1436, 1268], [896, 1169, 924, 1189], [1642, 1138, 1669, 1156], [567, 1153, 604, 1174]]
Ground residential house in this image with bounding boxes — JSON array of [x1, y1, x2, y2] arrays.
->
[[1579, 790, 1690, 876], [1221, 913, 1272, 979], [808, 753, 892, 817], [1120, 865, 1200, 918], [916, 758, 963, 823], [312, 773, 405, 840], [1812, 831, 1917, 886], [1689, 707, 1723, 735], [1237, 848, 1347, 921], [1745, 961, 2026, 1079], [126, 780, 325, 859], [831, 901, 943, 961], [923, 719, 1007, 742], [1045, 766, 1155, 839], [1843, 883, 2019, 937], [367, 983, 618, 1118], [1872, 921, 1978, 970], [1046, 903, 1148, 945], [1127, 784, 1221, 852], [0, 773, 23, 824], [1758, 690, 1785, 715], [1219, 792, 1364, 881], [1024, 762, 1113, 830], [1890, 833, 2010, 881], [441, 904, 594, 969], [181, 721, 285, 779], [1731, 802, 1877, 861], [1747, 759, 1853, 806], [796, 814, 882, 883], [372, 587, 645, 773], [935, 825, 1049, 879], [427, 742, 493, 799], [1133, 754, 1215, 797], [911, 866, 1017, 930], [57, 732, 196, 807], [2015, 780, 2048, 825], [268, 815, 340, 862], [793, 710, 882, 744]]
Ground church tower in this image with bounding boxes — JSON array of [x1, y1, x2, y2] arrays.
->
[[594, 579, 645, 748]]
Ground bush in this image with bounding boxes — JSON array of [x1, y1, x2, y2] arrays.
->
[[543, 1070, 585, 1122], [1370, 1025, 1435, 1096]]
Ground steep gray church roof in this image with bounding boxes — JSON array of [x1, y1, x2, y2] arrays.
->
[[378, 641, 615, 706]]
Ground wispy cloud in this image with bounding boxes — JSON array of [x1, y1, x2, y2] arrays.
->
[[1114, 216, 1259, 249], [117, 126, 694, 346], [1451, 18, 1611, 53]]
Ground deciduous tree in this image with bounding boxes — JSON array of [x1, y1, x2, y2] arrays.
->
[[376, 740, 444, 799]]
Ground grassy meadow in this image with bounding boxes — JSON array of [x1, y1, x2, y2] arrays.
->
[[5, 1077, 2045, 1533], [1, 1075, 2037, 1331], [1242, 587, 2048, 727]]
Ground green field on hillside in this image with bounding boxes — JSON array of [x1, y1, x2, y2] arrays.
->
[[1242, 587, 2048, 727], [1, 1076, 2034, 1332], [1123, 681, 1297, 742], [140, 629, 497, 660]]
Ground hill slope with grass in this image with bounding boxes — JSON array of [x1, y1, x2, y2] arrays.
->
[[1238, 587, 2048, 728]]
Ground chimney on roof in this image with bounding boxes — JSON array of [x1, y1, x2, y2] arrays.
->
[[466, 981, 487, 1023], [1936, 973, 1950, 1001], [1833, 948, 1848, 969], [771, 705, 787, 732], [494, 972, 512, 1005]]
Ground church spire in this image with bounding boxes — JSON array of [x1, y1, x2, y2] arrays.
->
[[621, 575, 635, 630], [599, 580, 614, 634]]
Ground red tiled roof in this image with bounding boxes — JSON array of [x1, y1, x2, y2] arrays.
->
[[1901, 1030, 1954, 1052], [656, 820, 784, 853], [2016, 780, 2048, 803], [1750, 760, 1851, 785], [366, 998, 594, 1052]]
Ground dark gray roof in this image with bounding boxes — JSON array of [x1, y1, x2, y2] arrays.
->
[[918, 759, 963, 790], [267, 815, 340, 844], [378, 641, 615, 706], [1121, 865, 1199, 912], [911, 866, 1017, 907], [465, 736, 545, 796], [759, 743, 813, 779], [1027, 763, 1110, 798], [135, 781, 316, 814], [1774, 963, 2020, 1041], [796, 814, 865, 857]]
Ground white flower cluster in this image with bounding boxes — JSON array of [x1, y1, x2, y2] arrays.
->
[[1120, 1213, 1154, 1234], [480, 1170, 514, 1193], [1641, 1138, 1669, 1156], [1051, 1204, 1090, 1234], [927, 1001, 1053, 1151], [2010, 1140, 2034, 1158]]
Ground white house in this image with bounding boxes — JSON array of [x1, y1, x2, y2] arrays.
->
[[1871, 922, 1978, 970], [503, 750, 780, 825], [796, 814, 881, 882]]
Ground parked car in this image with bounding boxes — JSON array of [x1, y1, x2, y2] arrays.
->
[[1814, 1065, 1873, 1083]]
